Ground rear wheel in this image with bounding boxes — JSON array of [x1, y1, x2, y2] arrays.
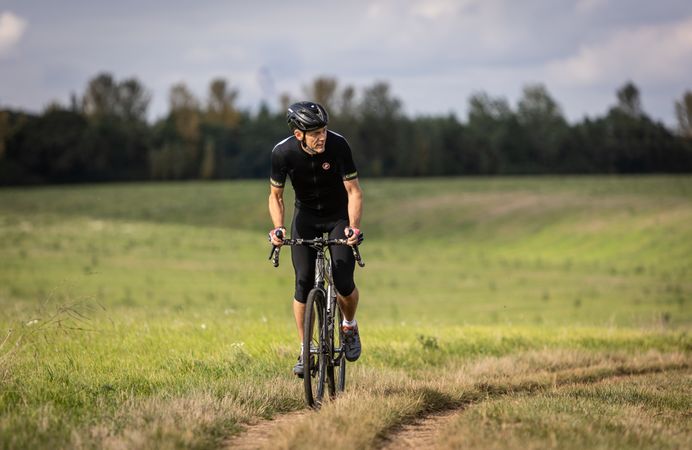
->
[[303, 288, 330, 408]]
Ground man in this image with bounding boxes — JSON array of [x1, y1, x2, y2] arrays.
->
[[268, 101, 363, 377]]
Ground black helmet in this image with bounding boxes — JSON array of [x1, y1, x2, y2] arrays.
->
[[287, 101, 329, 131]]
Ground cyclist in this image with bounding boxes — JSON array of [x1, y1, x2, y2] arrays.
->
[[268, 101, 363, 377]]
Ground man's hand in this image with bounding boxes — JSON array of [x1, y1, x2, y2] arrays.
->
[[344, 226, 363, 246], [269, 227, 286, 246]]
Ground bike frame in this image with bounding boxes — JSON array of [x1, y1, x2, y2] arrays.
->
[[269, 233, 363, 406], [311, 242, 341, 365]]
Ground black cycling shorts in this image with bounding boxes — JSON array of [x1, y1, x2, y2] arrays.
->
[[290, 208, 356, 303]]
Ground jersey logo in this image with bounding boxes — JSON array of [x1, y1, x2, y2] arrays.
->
[[322, 162, 331, 171]]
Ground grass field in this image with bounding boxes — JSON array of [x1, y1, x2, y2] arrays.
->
[[0, 176, 690, 449]]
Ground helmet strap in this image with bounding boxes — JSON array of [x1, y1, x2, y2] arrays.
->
[[300, 131, 318, 155]]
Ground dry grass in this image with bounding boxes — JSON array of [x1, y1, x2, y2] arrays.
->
[[69, 378, 302, 450], [225, 350, 689, 450]]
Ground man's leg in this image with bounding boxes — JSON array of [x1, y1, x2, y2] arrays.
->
[[337, 286, 361, 362], [329, 219, 361, 362], [292, 299, 307, 377], [289, 209, 317, 376], [337, 287, 359, 321], [293, 299, 305, 343]]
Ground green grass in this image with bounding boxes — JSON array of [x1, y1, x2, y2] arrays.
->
[[436, 370, 691, 450], [0, 176, 690, 449]]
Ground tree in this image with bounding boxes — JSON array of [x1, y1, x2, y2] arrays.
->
[[468, 92, 512, 123], [339, 86, 357, 118], [148, 83, 204, 179], [169, 82, 201, 144], [278, 93, 291, 113], [357, 82, 404, 176], [517, 84, 564, 126], [117, 78, 151, 123], [199, 79, 242, 179], [4, 72, 692, 184], [206, 78, 240, 128], [4, 108, 91, 182], [466, 92, 515, 173], [593, 82, 692, 173], [82, 73, 119, 118], [615, 81, 643, 118], [360, 81, 403, 120], [516, 83, 568, 171], [675, 91, 692, 139], [303, 77, 339, 114], [76, 73, 152, 180], [81, 72, 150, 122], [0, 111, 9, 159]]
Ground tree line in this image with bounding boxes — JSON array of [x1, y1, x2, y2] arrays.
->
[[1, 73, 691, 185]]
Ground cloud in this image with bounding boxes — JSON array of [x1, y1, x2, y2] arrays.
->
[[0, 11, 27, 57], [1, 1, 690, 125], [409, 0, 474, 20], [546, 16, 692, 86], [575, 0, 607, 14]]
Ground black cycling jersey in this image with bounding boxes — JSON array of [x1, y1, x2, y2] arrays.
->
[[270, 130, 358, 216]]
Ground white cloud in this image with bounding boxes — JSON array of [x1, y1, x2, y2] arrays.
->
[[0, 11, 27, 57], [410, 0, 473, 20], [1, 1, 690, 126], [546, 16, 692, 86], [575, 0, 607, 14]]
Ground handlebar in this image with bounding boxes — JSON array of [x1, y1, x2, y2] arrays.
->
[[268, 229, 365, 268]]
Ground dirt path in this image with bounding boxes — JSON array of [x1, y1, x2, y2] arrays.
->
[[224, 366, 688, 450], [223, 410, 309, 450], [380, 410, 458, 450], [379, 368, 688, 449]]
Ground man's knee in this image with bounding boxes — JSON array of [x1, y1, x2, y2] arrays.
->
[[294, 279, 311, 304], [333, 259, 356, 299], [337, 283, 357, 300]]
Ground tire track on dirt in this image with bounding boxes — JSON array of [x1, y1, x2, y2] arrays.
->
[[378, 365, 690, 450], [223, 410, 310, 450], [380, 410, 458, 450], [223, 363, 688, 450]]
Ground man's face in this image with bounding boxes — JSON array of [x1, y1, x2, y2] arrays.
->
[[296, 127, 327, 153]]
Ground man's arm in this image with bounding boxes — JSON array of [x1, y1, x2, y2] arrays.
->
[[268, 185, 285, 244], [344, 178, 362, 236]]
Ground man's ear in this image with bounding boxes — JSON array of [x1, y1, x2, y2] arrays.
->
[[293, 129, 304, 140]]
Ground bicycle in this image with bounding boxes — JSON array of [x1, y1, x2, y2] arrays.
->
[[269, 229, 364, 408]]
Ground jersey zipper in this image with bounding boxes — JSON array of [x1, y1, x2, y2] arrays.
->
[[311, 158, 322, 211]]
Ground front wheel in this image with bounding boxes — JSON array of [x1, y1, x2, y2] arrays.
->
[[336, 307, 347, 392], [303, 288, 331, 408]]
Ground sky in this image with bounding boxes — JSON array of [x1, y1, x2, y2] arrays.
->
[[1, 0, 691, 126]]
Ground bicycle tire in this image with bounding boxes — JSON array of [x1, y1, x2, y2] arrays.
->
[[336, 307, 347, 392], [325, 292, 337, 398], [303, 288, 329, 407], [326, 324, 336, 398]]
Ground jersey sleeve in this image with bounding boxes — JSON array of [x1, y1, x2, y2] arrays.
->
[[270, 148, 287, 188], [340, 140, 358, 181]]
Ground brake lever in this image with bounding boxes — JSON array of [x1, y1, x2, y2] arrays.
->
[[269, 229, 284, 267], [346, 229, 365, 267], [271, 246, 281, 267], [352, 245, 365, 267]]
